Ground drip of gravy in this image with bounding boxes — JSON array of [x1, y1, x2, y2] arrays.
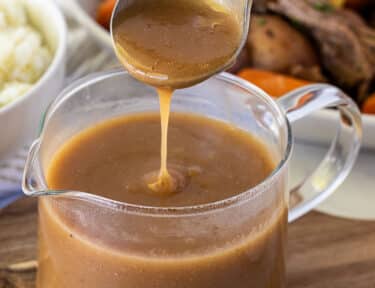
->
[[147, 88, 176, 194]]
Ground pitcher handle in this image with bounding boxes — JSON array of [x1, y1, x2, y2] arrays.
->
[[277, 84, 362, 222]]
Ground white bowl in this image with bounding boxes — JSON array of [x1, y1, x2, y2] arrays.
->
[[0, 0, 67, 157], [67, 0, 375, 149]]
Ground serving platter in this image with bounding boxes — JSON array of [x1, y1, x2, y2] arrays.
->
[[64, 0, 375, 149]]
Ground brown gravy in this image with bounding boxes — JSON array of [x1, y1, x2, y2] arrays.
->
[[39, 113, 286, 288], [38, 198, 287, 288], [46, 113, 275, 207]]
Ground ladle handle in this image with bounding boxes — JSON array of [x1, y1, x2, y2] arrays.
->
[[277, 84, 362, 222]]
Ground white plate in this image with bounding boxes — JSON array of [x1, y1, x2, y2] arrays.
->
[[66, 0, 375, 149], [291, 141, 375, 220], [293, 110, 375, 149]]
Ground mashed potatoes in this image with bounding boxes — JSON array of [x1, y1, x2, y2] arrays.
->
[[0, 0, 52, 108]]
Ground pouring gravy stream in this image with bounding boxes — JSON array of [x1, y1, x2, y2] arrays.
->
[[112, 0, 242, 194]]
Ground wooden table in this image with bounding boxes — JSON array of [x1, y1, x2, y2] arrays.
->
[[1, 198, 375, 288]]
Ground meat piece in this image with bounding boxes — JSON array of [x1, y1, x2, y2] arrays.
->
[[345, 0, 372, 10], [369, 10, 375, 28], [270, 0, 375, 98]]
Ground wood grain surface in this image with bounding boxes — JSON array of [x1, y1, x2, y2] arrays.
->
[[1, 197, 375, 288]]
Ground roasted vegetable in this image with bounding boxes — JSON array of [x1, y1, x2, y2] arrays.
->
[[96, 0, 116, 29], [247, 15, 321, 76], [289, 65, 327, 82], [237, 68, 312, 97], [362, 93, 375, 114]]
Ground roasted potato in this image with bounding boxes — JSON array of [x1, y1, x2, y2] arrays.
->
[[247, 15, 319, 74]]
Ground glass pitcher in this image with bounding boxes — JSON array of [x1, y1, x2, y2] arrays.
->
[[23, 70, 361, 288]]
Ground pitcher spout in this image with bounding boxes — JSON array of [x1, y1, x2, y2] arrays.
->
[[22, 139, 47, 196]]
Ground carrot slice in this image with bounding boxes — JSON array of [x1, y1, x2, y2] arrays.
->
[[362, 93, 375, 114], [237, 68, 312, 98], [96, 0, 116, 29]]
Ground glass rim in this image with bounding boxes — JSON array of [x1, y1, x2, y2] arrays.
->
[[37, 69, 292, 217]]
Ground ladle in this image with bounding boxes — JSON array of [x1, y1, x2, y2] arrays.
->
[[109, 0, 253, 88]]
